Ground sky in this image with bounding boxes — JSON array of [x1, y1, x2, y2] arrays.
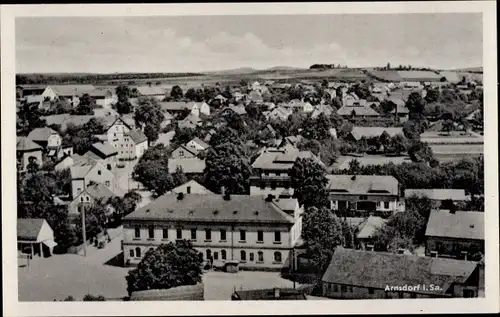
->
[[16, 14, 483, 73]]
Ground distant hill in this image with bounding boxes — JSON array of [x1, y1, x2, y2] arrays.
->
[[451, 67, 483, 73], [264, 66, 305, 71], [204, 67, 258, 75]]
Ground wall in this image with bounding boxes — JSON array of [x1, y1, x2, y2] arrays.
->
[[171, 147, 197, 159], [37, 221, 55, 243], [426, 236, 484, 259], [71, 179, 86, 199], [322, 282, 436, 299], [47, 134, 62, 148], [41, 87, 58, 101], [68, 192, 95, 215], [135, 141, 148, 159], [123, 222, 294, 269], [329, 194, 399, 212], [186, 140, 206, 151]]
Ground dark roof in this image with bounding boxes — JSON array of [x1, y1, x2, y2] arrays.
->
[[17, 136, 43, 152], [17, 218, 46, 241], [326, 175, 399, 195], [322, 248, 478, 296], [425, 211, 484, 240], [127, 129, 148, 144], [124, 194, 294, 224], [49, 85, 96, 97], [90, 142, 118, 158], [84, 183, 120, 201], [233, 288, 306, 300], [159, 101, 197, 112]]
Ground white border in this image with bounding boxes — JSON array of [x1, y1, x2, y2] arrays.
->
[[2, 2, 498, 316]]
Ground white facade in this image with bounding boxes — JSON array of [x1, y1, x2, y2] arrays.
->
[[41, 87, 58, 102], [71, 163, 115, 198]]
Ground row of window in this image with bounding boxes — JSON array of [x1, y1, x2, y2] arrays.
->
[[327, 284, 419, 298], [259, 182, 290, 190], [135, 227, 282, 243], [129, 247, 282, 263]]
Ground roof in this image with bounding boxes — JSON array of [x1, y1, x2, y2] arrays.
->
[[171, 180, 214, 194], [83, 182, 120, 201], [404, 189, 469, 201], [356, 216, 387, 239], [268, 107, 292, 119], [136, 86, 167, 96], [124, 194, 294, 224], [322, 248, 478, 296], [425, 211, 484, 240], [337, 105, 380, 117], [90, 142, 118, 158], [179, 113, 202, 129], [27, 127, 60, 143], [188, 137, 210, 150], [252, 146, 321, 170], [26, 95, 43, 104], [350, 127, 404, 140], [222, 105, 247, 116], [168, 158, 206, 174], [233, 288, 306, 300], [249, 91, 263, 101], [41, 114, 95, 130], [326, 174, 399, 196], [17, 136, 43, 152], [159, 101, 197, 112], [271, 198, 298, 212], [127, 129, 148, 144], [70, 155, 99, 179], [17, 218, 46, 241], [49, 85, 96, 97]]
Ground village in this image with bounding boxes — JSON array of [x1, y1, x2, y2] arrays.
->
[[16, 65, 485, 301]]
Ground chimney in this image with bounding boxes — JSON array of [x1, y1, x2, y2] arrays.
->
[[274, 288, 280, 299]]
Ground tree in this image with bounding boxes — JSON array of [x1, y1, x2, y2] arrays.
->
[[386, 134, 407, 155], [425, 88, 440, 104], [144, 123, 160, 145], [239, 79, 248, 87], [289, 158, 329, 209], [116, 85, 131, 101], [116, 100, 133, 115], [170, 85, 184, 100], [83, 294, 106, 301], [73, 94, 95, 115], [185, 88, 203, 102], [171, 126, 196, 146], [347, 159, 361, 174], [204, 142, 251, 194], [379, 100, 396, 116], [134, 97, 164, 130], [442, 119, 454, 135], [405, 92, 426, 117], [126, 240, 203, 295], [302, 206, 344, 276], [408, 141, 434, 163], [17, 100, 47, 136]]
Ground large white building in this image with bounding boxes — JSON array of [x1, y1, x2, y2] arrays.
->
[[122, 194, 303, 270]]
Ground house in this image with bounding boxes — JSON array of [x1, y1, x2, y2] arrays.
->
[[17, 137, 43, 172], [231, 288, 307, 300], [347, 127, 405, 143], [389, 98, 410, 122], [68, 182, 122, 216], [41, 114, 95, 131], [168, 157, 206, 176], [159, 101, 210, 116], [425, 210, 484, 260], [220, 105, 247, 117], [250, 144, 322, 197], [127, 130, 149, 159], [311, 104, 334, 119], [170, 180, 213, 195], [185, 137, 210, 152], [70, 156, 116, 199], [178, 113, 203, 130], [404, 189, 470, 209], [265, 107, 292, 121], [136, 85, 167, 100], [233, 92, 245, 102], [17, 218, 57, 258], [122, 194, 303, 269], [271, 83, 291, 92], [17, 84, 47, 98], [321, 247, 483, 299], [86, 142, 118, 172], [336, 105, 379, 119], [354, 216, 387, 250], [326, 174, 401, 217], [171, 144, 199, 159], [213, 94, 228, 103], [54, 154, 74, 171], [41, 85, 96, 106], [248, 91, 263, 103], [27, 127, 63, 158]]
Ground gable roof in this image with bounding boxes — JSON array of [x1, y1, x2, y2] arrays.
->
[[356, 216, 387, 239], [17, 136, 43, 152], [322, 248, 478, 296], [124, 194, 294, 224], [404, 189, 469, 201], [175, 144, 200, 157], [127, 129, 148, 144], [168, 157, 206, 174], [350, 127, 404, 140], [252, 146, 321, 170], [159, 101, 197, 112], [17, 218, 46, 241], [90, 142, 118, 158], [84, 182, 120, 201], [326, 175, 399, 195], [70, 155, 100, 179], [425, 211, 484, 240], [188, 137, 210, 150], [27, 127, 60, 143], [337, 105, 379, 117], [222, 105, 247, 116], [49, 85, 96, 97], [171, 180, 214, 194]]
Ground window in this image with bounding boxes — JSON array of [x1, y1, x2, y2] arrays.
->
[[274, 251, 282, 263], [240, 230, 246, 241], [191, 228, 197, 240], [179, 150, 184, 156], [257, 230, 264, 242], [105, 181, 110, 187], [77, 188, 82, 193], [80, 197, 84, 202], [258, 251, 264, 262], [97, 170, 101, 175], [368, 288, 375, 295], [341, 285, 347, 292], [221, 250, 227, 260], [187, 186, 191, 194], [284, 182, 290, 189], [249, 253, 254, 261], [135, 247, 141, 257], [107, 164, 112, 171], [148, 226, 154, 239], [176, 228, 182, 239], [205, 229, 211, 240], [270, 182, 277, 190], [86, 196, 89, 201], [384, 201, 390, 209], [240, 250, 246, 261], [162, 229, 168, 240], [134, 228, 140, 239], [398, 292, 404, 298], [274, 231, 281, 243], [333, 284, 339, 292], [220, 229, 226, 241], [206, 249, 212, 260], [213, 252, 218, 260], [260, 182, 266, 189], [129, 249, 134, 257], [359, 195, 367, 200], [114, 133, 116, 137]]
